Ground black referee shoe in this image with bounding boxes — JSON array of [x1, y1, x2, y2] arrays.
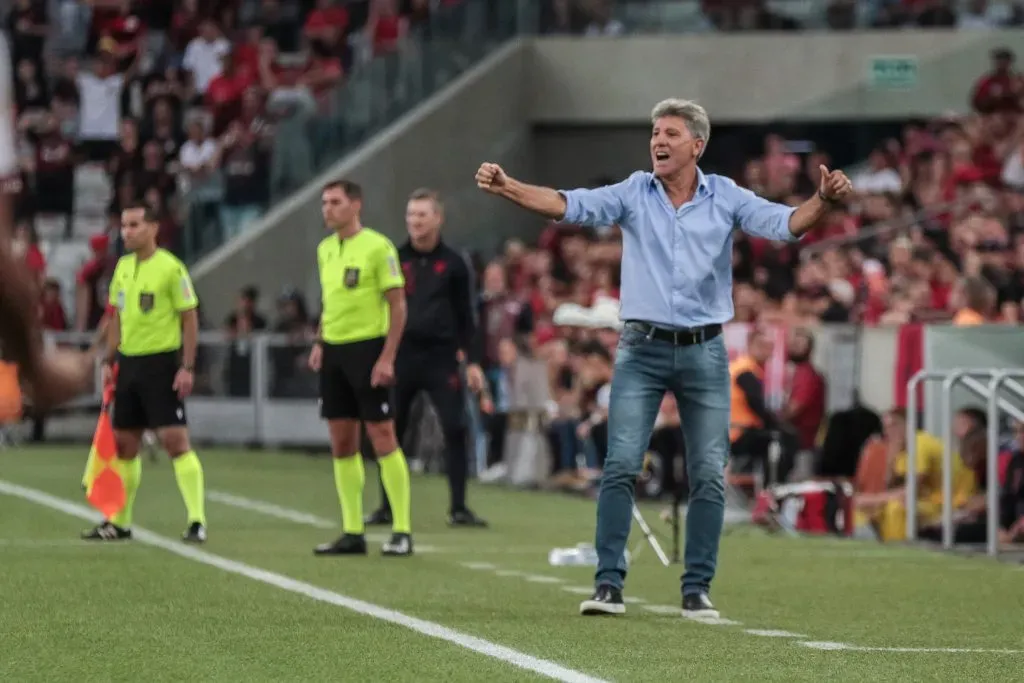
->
[[82, 521, 132, 541], [314, 533, 368, 556], [381, 533, 413, 557], [365, 508, 392, 526], [183, 522, 207, 544], [448, 508, 488, 528]]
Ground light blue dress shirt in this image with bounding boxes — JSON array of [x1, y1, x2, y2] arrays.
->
[[560, 169, 799, 328]]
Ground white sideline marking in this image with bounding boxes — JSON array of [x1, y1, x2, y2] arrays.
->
[[0, 538, 121, 548], [524, 575, 564, 584], [207, 490, 441, 552], [745, 629, 806, 638], [623, 596, 646, 604], [494, 569, 526, 577], [800, 641, 850, 651], [682, 615, 742, 626], [799, 641, 1024, 654], [208, 490, 334, 528], [0, 480, 608, 683], [460, 562, 497, 570], [641, 605, 682, 615]]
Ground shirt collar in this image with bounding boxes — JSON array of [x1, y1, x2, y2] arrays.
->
[[649, 167, 710, 197]]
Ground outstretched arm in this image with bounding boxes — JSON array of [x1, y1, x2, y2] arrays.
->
[[476, 162, 628, 228]]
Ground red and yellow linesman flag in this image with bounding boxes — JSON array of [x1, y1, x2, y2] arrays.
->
[[82, 372, 124, 518]]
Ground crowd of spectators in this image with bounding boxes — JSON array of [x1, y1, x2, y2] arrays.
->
[[4, 0, 467, 335], [4, 1, 1024, 534], [543, 0, 1024, 34]]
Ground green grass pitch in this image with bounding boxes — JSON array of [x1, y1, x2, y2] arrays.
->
[[0, 446, 1021, 682]]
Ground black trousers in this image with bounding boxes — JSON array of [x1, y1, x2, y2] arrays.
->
[[730, 428, 799, 486], [377, 344, 470, 514]]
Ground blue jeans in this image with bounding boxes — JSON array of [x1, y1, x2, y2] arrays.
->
[[594, 325, 730, 596]]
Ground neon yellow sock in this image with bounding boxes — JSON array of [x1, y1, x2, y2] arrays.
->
[[172, 450, 206, 526], [110, 456, 141, 529], [334, 455, 365, 535], [379, 449, 411, 534]]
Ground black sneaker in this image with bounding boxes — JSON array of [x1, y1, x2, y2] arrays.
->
[[681, 592, 720, 619], [82, 521, 131, 541], [381, 532, 413, 557], [579, 585, 626, 616], [314, 533, 368, 556], [448, 508, 488, 528], [365, 508, 392, 526], [183, 522, 207, 544]]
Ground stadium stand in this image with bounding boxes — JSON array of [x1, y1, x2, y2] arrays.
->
[[4, 0, 1024, 545]]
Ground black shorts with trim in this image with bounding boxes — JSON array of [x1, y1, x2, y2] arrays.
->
[[112, 350, 187, 430], [320, 337, 394, 422]]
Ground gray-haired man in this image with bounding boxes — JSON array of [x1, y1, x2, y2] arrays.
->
[[476, 98, 852, 617]]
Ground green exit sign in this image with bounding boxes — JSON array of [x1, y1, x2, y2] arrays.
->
[[868, 56, 919, 90]]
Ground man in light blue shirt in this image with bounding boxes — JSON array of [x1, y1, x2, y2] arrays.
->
[[475, 98, 852, 618]]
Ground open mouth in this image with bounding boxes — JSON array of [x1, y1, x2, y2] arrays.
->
[[654, 151, 670, 161]]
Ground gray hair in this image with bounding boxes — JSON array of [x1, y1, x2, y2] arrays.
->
[[651, 98, 711, 157]]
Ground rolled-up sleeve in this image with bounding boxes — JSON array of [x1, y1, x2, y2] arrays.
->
[[731, 184, 799, 243], [560, 181, 628, 228]]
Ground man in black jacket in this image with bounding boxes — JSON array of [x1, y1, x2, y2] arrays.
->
[[365, 188, 488, 527]]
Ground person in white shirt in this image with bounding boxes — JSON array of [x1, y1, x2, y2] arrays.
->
[[182, 20, 231, 95], [77, 50, 130, 162], [957, 0, 1010, 29], [1002, 143, 1024, 189], [178, 118, 217, 182], [852, 147, 903, 195], [583, 0, 625, 36]]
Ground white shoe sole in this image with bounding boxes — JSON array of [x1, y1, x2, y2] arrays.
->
[[580, 600, 626, 616]]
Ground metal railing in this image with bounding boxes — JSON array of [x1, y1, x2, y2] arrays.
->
[[905, 368, 1024, 557]]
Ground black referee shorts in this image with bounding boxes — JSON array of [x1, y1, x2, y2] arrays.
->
[[113, 351, 187, 431], [320, 338, 394, 422]]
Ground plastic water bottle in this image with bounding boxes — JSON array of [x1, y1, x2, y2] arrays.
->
[[548, 543, 629, 567]]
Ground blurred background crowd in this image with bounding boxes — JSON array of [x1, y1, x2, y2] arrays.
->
[[3, 0, 1024, 540]]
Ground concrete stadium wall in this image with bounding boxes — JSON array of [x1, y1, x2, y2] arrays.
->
[[527, 30, 1022, 123]]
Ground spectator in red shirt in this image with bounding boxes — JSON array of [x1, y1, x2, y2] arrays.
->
[[39, 278, 68, 332], [206, 51, 252, 135], [367, 0, 406, 56], [971, 47, 1023, 113], [304, 0, 349, 52], [303, 40, 344, 111], [784, 328, 826, 452], [12, 221, 45, 289], [75, 233, 115, 332]]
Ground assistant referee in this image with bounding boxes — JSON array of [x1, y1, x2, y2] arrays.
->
[[309, 179, 414, 557], [366, 188, 488, 528], [82, 201, 207, 543]]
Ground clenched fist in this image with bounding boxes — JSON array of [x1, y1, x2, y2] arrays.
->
[[818, 165, 853, 202], [475, 162, 508, 194]]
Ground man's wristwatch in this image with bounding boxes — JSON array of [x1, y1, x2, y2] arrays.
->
[[181, 363, 195, 373]]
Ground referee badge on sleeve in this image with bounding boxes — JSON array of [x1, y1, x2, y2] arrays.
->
[[387, 255, 399, 277], [344, 267, 360, 288]]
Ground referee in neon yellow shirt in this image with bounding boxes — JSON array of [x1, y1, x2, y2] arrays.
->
[[309, 179, 413, 556], [83, 202, 206, 543]]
